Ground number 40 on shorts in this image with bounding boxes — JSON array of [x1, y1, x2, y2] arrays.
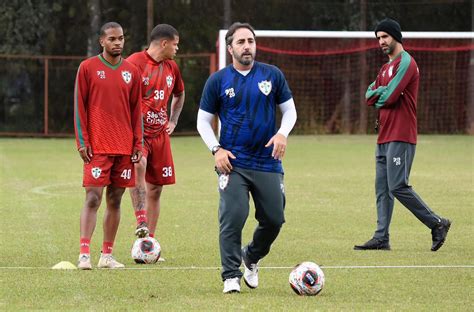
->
[[121, 169, 132, 179]]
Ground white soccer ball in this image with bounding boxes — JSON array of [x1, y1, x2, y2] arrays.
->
[[131, 237, 161, 264], [289, 261, 325, 296]]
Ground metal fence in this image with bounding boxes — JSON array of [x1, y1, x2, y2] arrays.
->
[[0, 53, 216, 136]]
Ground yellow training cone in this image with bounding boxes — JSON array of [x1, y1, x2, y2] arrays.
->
[[52, 261, 77, 270]]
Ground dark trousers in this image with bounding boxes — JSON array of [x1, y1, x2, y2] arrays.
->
[[374, 142, 441, 242], [218, 167, 285, 280]]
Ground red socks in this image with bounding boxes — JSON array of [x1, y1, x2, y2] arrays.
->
[[102, 241, 114, 254], [80, 239, 115, 255], [135, 210, 147, 225], [80, 238, 90, 254]]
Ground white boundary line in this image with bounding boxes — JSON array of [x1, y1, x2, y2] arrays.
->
[[1, 265, 473, 270]]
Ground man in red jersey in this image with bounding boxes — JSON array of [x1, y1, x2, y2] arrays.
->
[[354, 18, 451, 252], [127, 24, 185, 250], [74, 22, 143, 269]]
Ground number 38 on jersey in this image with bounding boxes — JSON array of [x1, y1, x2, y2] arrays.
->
[[154, 89, 165, 100]]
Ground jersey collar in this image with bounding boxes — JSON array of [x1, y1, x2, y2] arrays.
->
[[98, 54, 123, 70]]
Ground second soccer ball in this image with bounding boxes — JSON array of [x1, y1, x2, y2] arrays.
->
[[289, 261, 325, 296]]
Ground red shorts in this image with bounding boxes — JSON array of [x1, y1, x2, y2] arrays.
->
[[83, 154, 135, 188], [143, 132, 175, 185]]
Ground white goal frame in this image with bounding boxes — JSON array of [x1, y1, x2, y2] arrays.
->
[[218, 30, 474, 69]]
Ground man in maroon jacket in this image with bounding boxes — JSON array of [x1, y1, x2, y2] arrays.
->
[[354, 18, 451, 252]]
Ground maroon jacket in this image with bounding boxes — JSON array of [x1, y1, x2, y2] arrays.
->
[[366, 50, 419, 144]]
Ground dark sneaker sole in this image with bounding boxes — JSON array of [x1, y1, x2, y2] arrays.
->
[[431, 221, 451, 251], [223, 290, 240, 294], [243, 277, 257, 289], [353, 245, 391, 250], [135, 228, 150, 238]]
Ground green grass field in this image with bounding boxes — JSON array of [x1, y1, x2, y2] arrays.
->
[[0, 135, 473, 311]]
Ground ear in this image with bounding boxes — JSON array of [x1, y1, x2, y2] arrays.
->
[[161, 39, 168, 48], [227, 44, 233, 55], [99, 36, 104, 48]]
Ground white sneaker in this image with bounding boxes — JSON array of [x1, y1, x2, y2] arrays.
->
[[97, 254, 125, 269], [242, 249, 259, 288], [243, 262, 259, 288], [223, 277, 241, 293], [77, 254, 92, 270]]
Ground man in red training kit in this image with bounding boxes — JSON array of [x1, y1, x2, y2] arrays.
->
[[355, 18, 451, 252], [74, 22, 143, 269], [127, 24, 185, 252]]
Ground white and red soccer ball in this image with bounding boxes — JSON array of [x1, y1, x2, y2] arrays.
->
[[289, 261, 325, 296], [131, 237, 161, 264]]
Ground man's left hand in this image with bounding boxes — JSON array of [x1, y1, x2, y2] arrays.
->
[[131, 149, 142, 163], [265, 133, 287, 160], [166, 121, 177, 135]]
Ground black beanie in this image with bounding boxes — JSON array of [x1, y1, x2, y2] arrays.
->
[[375, 18, 402, 43]]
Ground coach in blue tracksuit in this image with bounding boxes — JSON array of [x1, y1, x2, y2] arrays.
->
[[197, 22, 297, 294]]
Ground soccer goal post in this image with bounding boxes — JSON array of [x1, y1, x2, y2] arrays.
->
[[218, 30, 474, 134]]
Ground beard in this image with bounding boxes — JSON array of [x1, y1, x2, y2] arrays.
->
[[233, 50, 255, 66], [108, 47, 123, 57], [381, 41, 396, 55], [110, 50, 122, 57]]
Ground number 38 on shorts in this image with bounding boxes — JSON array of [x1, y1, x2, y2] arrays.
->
[[162, 166, 173, 177]]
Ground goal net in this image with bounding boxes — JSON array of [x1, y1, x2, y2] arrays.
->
[[218, 30, 474, 134]]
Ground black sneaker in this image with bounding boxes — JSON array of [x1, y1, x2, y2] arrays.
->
[[135, 221, 150, 238], [354, 238, 391, 250], [431, 218, 451, 251]]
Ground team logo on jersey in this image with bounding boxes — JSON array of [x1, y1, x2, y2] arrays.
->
[[91, 167, 102, 179], [388, 65, 394, 77], [166, 75, 173, 88], [142, 76, 150, 86], [219, 173, 229, 191], [121, 71, 132, 84], [225, 88, 235, 98], [97, 71, 106, 79], [258, 80, 272, 96]]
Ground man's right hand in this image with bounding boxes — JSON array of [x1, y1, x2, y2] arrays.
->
[[214, 148, 236, 174], [78, 146, 93, 164]]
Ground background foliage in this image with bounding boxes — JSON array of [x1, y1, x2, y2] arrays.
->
[[0, 0, 471, 55], [0, 0, 472, 134]]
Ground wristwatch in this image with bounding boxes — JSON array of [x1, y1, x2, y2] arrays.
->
[[211, 145, 221, 155]]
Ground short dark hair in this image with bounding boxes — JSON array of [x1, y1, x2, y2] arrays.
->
[[225, 22, 255, 46], [100, 22, 122, 37], [150, 24, 179, 42]]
